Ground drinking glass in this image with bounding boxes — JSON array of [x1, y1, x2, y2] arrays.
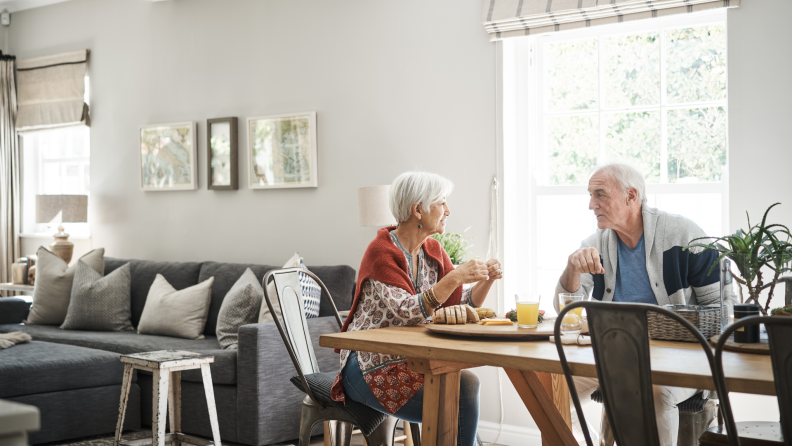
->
[[515, 294, 541, 328], [558, 293, 583, 336]]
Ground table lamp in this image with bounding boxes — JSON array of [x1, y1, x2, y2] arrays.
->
[[36, 195, 88, 264], [357, 185, 394, 227]]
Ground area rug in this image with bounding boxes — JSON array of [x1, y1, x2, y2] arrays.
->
[[35, 430, 296, 446]]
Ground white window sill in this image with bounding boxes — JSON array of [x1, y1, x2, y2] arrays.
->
[[20, 232, 92, 241]]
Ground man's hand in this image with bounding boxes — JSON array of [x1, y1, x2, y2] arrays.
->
[[567, 247, 604, 275]]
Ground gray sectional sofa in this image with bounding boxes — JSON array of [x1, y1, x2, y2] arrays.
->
[[0, 257, 355, 445]]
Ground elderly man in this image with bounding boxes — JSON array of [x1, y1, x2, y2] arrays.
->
[[555, 162, 727, 446]]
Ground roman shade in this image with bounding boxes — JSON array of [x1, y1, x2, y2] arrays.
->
[[482, 0, 740, 41], [16, 49, 89, 131]]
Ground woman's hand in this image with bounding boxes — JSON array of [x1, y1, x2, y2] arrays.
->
[[485, 259, 503, 281], [453, 259, 490, 285]]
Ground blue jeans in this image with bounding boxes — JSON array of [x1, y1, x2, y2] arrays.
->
[[341, 352, 480, 446]]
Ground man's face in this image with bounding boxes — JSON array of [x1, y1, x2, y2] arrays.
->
[[588, 172, 630, 230]]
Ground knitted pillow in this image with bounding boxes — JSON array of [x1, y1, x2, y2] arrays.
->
[[61, 261, 133, 331], [26, 247, 105, 325], [216, 268, 263, 350]]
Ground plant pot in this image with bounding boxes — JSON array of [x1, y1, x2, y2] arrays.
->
[[775, 310, 792, 317]]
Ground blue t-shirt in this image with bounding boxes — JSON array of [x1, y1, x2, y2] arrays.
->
[[613, 234, 658, 304]]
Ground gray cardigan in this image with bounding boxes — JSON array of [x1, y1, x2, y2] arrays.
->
[[554, 205, 735, 312]]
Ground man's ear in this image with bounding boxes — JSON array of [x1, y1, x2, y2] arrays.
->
[[627, 187, 639, 204]]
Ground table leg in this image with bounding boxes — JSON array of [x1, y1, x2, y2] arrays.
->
[[169, 371, 182, 446], [201, 364, 222, 446], [114, 364, 134, 446], [421, 371, 460, 446], [536, 373, 571, 446], [151, 369, 170, 446], [504, 368, 577, 446]]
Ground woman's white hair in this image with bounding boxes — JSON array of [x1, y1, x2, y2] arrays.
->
[[389, 171, 454, 223], [591, 162, 647, 205]]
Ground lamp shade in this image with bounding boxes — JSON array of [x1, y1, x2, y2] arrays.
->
[[36, 195, 88, 223], [357, 185, 393, 227]]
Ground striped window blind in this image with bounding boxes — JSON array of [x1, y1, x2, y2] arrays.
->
[[482, 0, 739, 41]]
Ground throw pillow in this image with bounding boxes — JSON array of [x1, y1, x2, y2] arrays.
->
[[26, 247, 105, 325], [216, 268, 264, 350], [258, 252, 319, 323], [60, 261, 134, 332], [137, 274, 215, 340]]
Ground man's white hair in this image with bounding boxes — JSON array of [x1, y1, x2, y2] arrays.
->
[[389, 171, 454, 223], [591, 162, 647, 205]]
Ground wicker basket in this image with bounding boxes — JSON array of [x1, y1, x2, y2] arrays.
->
[[647, 305, 722, 342]]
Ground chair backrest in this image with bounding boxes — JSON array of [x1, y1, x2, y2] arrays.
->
[[713, 316, 792, 446], [262, 267, 344, 407], [555, 301, 717, 446]]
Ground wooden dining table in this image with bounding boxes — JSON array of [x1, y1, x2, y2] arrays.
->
[[319, 325, 775, 446]]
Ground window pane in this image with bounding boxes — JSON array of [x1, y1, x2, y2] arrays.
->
[[667, 107, 727, 183], [655, 193, 722, 236], [536, 194, 596, 313], [604, 32, 660, 108], [546, 40, 598, 112], [604, 111, 661, 182], [547, 115, 599, 185], [666, 25, 726, 104]]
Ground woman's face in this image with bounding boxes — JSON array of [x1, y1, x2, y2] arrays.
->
[[425, 199, 451, 235]]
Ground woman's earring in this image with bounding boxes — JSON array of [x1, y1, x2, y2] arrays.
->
[[418, 223, 422, 229]]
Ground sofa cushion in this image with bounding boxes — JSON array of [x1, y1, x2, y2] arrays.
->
[[197, 262, 277, 336], [0, 340, 131, 398], [137, 275, 214, 340], [306, 265, 356, 316], [27, 248, 105, 326], [0, 324, 237, 385], [104, 258, 203, 329], [216, 269, 263, 350], [61, 262, 134, 332]]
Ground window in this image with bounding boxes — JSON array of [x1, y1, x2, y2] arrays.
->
[[21, 126, 91, 235], [502, 11, 728, 315]]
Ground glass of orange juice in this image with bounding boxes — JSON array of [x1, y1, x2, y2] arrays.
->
[[515, 294, 541, 328], [558, 293, 583, 336]]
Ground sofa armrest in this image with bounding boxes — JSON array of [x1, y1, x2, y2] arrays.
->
[[0, 297, 32, 324], [236, 317, 341, 445]]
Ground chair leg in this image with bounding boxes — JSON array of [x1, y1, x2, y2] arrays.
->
[[365, 416, 399, 446], [599, 407, 615, 446], [299, 400, 323, 446], [326, 420, 354, 446], [407, 422, 421, 446]]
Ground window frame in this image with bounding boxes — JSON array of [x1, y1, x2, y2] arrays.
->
[[502, 9, 729, 313]]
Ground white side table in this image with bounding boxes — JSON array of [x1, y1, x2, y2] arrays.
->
[[114, 350, 220, 446], [0, 399, 40, 446]]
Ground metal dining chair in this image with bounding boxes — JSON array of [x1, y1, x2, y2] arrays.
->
[[554, 301, 719, 446], [262, 267, 421, 446], [699, 315, 792, 446]]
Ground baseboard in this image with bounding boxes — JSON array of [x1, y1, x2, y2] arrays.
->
[[477, 421, 542, 446]]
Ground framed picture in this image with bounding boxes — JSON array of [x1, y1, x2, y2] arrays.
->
[[207, 117, 238, 190], [140, 122, 197, 191], [247, 111, 318, 189]]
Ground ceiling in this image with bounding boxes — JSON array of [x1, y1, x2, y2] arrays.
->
[[0, 0, 166, 14]]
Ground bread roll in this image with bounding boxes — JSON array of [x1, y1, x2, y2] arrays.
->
[[464, 305, 480, 323], [434, 307, 446, 324], [447, 307, 457, 325]]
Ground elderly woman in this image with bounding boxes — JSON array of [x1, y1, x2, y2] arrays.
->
[[330, 171, 502, 446]]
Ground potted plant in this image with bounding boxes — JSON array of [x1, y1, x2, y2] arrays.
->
[[431, 227, 475, 266], [687, 203, 792, 316]]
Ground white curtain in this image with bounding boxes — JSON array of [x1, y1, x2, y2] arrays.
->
[[0, 53, 19, 288], [16, 49, 89, 131], [482, 0, 740, 41]]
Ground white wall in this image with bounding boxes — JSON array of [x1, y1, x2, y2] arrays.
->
[[729, 0, 792, 234], [10, 0, 497, 270]]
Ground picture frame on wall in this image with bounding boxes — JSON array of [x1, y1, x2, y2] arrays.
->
[[207, 117, 238, 190], [247, 111, 318, 189], [139, 121, 197, 191]]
